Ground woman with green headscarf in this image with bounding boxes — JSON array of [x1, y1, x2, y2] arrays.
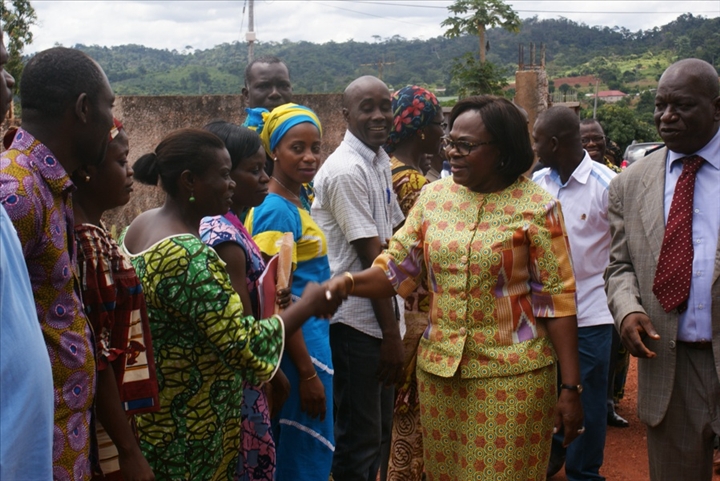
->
[[244, 103, 334, 481]]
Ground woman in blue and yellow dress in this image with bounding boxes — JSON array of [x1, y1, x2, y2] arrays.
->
[[245, 103, 334, 481]]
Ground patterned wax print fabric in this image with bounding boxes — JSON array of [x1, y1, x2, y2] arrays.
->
[[387, 156, 429, 481], [0, 205, 55, 481], [390, 157, 429, 223], [385, 85, 441, 154], [75, 223, 159, 481], [372, 176, 577, 479], [604, 155, 623, 173], [252, 103, 322, 156], [417, 364, 556, 480], [120, 233, 284, 481], [0, 128, 97, 481], [246, 193, 335, 481], [200, 212, 276, 481]]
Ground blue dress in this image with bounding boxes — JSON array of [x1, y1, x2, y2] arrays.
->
[[246, 193, 334, 481]]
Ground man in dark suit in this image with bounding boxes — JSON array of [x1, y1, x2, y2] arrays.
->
[[604, 58, 720, 481]]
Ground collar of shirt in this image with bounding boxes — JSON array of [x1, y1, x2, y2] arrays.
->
[[9, 128, 75, 196], [544, 150, 594, 188], [343, 130, 390, 167], [666, 127, 720, 173]]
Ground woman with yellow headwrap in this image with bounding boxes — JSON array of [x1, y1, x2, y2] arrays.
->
[[244, 103, 334, 481]]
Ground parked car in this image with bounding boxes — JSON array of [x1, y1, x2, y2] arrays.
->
[[622, 141, 664, 167]]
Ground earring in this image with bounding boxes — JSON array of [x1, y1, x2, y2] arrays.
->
[[189, 189, 196, 203], [84, 175, 91, 182], [274, 157, 278, 162], [420, 132, 425, 140]]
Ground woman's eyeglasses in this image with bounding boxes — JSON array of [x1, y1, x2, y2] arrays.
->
[[431, 120, 448, 130], [441, 136, 495, 157]]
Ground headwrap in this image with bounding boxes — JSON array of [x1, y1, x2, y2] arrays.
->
[[108, 118, 124, 142], [242, 107, 267, 132], [245, 103, 322, 155], [385, 85, 441, 153]]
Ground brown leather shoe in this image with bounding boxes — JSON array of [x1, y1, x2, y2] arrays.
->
[[713, 448, 720, 474]]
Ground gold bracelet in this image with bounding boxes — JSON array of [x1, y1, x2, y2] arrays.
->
[[301, 371, 318, 382], [343, 271, 355, 295]]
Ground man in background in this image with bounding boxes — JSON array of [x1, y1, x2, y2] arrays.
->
[[313, 75, 405, 481], [242, 55, 293, 113], [0, 26, 54, 481], [579, 118, 631, 429], [533, 106, 617, 481], [0, 46, 115, 479]]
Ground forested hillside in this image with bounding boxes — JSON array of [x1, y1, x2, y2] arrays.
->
[[69, 13, 719, 96]]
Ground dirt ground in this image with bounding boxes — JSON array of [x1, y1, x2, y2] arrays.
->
[[549, 357, 720, 481]]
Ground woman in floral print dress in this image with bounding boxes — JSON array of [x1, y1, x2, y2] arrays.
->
[[120, 128, 342, 481]]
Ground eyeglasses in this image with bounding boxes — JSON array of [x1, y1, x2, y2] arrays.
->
[[431, 120, 448, 130], [441, 136, 495, 157], [580, 136, 605, 145]]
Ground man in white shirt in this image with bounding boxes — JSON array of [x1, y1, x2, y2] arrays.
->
[[533, 106, 617, 481], [312, 75, 405, 481]]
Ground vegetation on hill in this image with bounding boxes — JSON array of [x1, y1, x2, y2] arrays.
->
[[67, 13, 718, 98]]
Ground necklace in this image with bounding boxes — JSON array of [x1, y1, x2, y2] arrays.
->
[[271, 176, 301, 203]]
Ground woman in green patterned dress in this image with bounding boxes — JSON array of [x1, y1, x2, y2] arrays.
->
[[120, 128, 343, 481], [326, 96, 584, 480]]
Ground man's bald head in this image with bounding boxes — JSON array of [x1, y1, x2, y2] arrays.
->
[[660, 58, 719, 99], [342, 75, 392, 150], [532, 106, 584, 175], [343, 75, 388, 109], [536, 106, 581, 141]]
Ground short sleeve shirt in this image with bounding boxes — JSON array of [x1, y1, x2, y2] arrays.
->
[[533, 152, 616, 328], [312, 130, 405, 338]]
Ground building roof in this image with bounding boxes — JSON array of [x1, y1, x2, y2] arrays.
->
[[596, 90, 627, 97]]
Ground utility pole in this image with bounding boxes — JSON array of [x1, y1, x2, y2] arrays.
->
[[593, 80, 599, 119], [246, 0, 256, 63]]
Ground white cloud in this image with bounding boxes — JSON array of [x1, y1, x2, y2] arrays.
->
[[22, 0, 720, 53]]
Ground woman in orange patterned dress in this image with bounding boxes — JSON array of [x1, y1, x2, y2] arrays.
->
[[327, 96, 584, 480], [382, 85, 444, 480]]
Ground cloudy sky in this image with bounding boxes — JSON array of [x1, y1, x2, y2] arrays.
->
[[16, 0, 720, 54]]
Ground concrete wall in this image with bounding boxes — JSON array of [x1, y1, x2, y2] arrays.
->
[[514, 69, 549, 136], [104, 93, 346, 231]]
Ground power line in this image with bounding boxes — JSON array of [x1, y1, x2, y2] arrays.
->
[[349, 0, 719, 15], [315, 1, 428, 27]]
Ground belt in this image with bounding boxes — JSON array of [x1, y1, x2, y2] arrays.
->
[[677, 340, 713, 350]]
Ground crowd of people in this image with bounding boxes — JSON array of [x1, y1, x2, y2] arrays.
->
[[0, 22, 718, 481]]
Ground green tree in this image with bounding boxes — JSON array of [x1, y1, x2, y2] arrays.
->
[[442, 0, 521, 64], [1, 0, 37, 85], [636, 90, 655, 116], [588, 103, 659, 153], [449, 52, 508, 97]]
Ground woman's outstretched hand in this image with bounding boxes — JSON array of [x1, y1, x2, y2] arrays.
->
[[301, 281, 345, 319]]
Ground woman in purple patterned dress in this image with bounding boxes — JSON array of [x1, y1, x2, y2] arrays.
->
[[199, 121, 290, 481]]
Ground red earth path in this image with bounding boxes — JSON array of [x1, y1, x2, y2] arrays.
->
[[549, 357, 720, 481]]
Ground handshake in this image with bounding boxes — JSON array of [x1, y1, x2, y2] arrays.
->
[[298, 272, 356, 319]]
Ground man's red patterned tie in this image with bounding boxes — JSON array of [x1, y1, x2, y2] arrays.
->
[[652, 155, 704, 313]]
